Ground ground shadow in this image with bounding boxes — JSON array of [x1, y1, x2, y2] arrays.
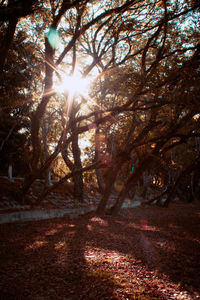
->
[[94, 203, 200, 297], [0, 215, 118, 299], [0, 203, 199, 299]]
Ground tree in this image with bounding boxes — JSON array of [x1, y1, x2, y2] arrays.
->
[[0, 0, 199, 212], [20, 0, 146, 200], [0, 0, 39, 73], [0, 27, 41, 176]]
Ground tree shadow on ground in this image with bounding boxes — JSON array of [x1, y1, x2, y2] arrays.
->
[[59, 215, 118, 299], [0, 203, 199, 299], [92, 203, 200, 297], [0, 216, 118, 299]]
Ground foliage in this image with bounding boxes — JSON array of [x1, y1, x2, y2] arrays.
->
[[0, 28, 41, 175], [0, 0, 199, 210]]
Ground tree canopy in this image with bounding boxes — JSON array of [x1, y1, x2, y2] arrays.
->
[[0, 0, 199, 214]]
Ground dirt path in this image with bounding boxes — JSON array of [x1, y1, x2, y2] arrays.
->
[[0, 202, 200, 299]]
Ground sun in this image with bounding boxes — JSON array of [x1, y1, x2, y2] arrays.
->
[[54, 71, 91, 99]]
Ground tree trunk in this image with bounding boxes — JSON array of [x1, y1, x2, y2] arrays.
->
[[21, 37, 55, 200], [72, 136, 84, 202], [111, 156, 152, 216], [70, 105, 84, 202], [30, 37, 55, 171], [96, 157, 125, 214], [96, 166, 118, 214], [21, 142, 61, 201], [42, 119, 51, 188], [94, 123, 105, 193]]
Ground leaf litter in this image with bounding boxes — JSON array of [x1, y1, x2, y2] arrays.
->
[[0, 202, 199, 299]]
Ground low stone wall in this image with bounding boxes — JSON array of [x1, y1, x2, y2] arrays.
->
[[0, 206, 96, 224]]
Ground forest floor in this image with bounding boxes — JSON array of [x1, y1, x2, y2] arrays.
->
[[0, 202, 200, 300]]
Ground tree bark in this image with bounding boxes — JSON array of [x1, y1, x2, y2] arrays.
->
[[71, 135, 84, 202], [96, 165, 119, 214], [94, 124, 105, 193], [111, 156, 152, 216], [30, 37, 55, 170], [42, 119, 51, 188], [70, 104, 84, 202], [96, 156, 126, 214]]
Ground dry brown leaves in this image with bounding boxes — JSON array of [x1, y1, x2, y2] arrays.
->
[[0, 202, 200, 299]]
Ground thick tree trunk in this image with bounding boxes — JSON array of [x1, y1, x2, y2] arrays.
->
[[21, 38, 55, 200], [42, 120, 51, 188], [72, 135, 84, 202], [94, 124, 105, 193], [21, 141, 61, 201], [111, 156, 152, 216], [96, 157, 126, 214], [61, 144, 74, 170], [70, 105, 84, 202], [96, 166, 119, 214], [30, 38, 55, 170], [96, 167, 106, 193]]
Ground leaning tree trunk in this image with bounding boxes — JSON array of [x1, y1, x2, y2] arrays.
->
[[96, 166, 118, 214], [96, 155, 126, 214], [42, 119, 51, 188], [30, 37, 55, 171], [111, 156, 152, 216], [94, 121, 105, 193], [70, 105, 84, 202], [71, 134, 84, 202], [22, 37, 55, 200]]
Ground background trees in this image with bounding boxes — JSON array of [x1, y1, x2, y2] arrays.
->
[[0, 0, 199, 214]]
